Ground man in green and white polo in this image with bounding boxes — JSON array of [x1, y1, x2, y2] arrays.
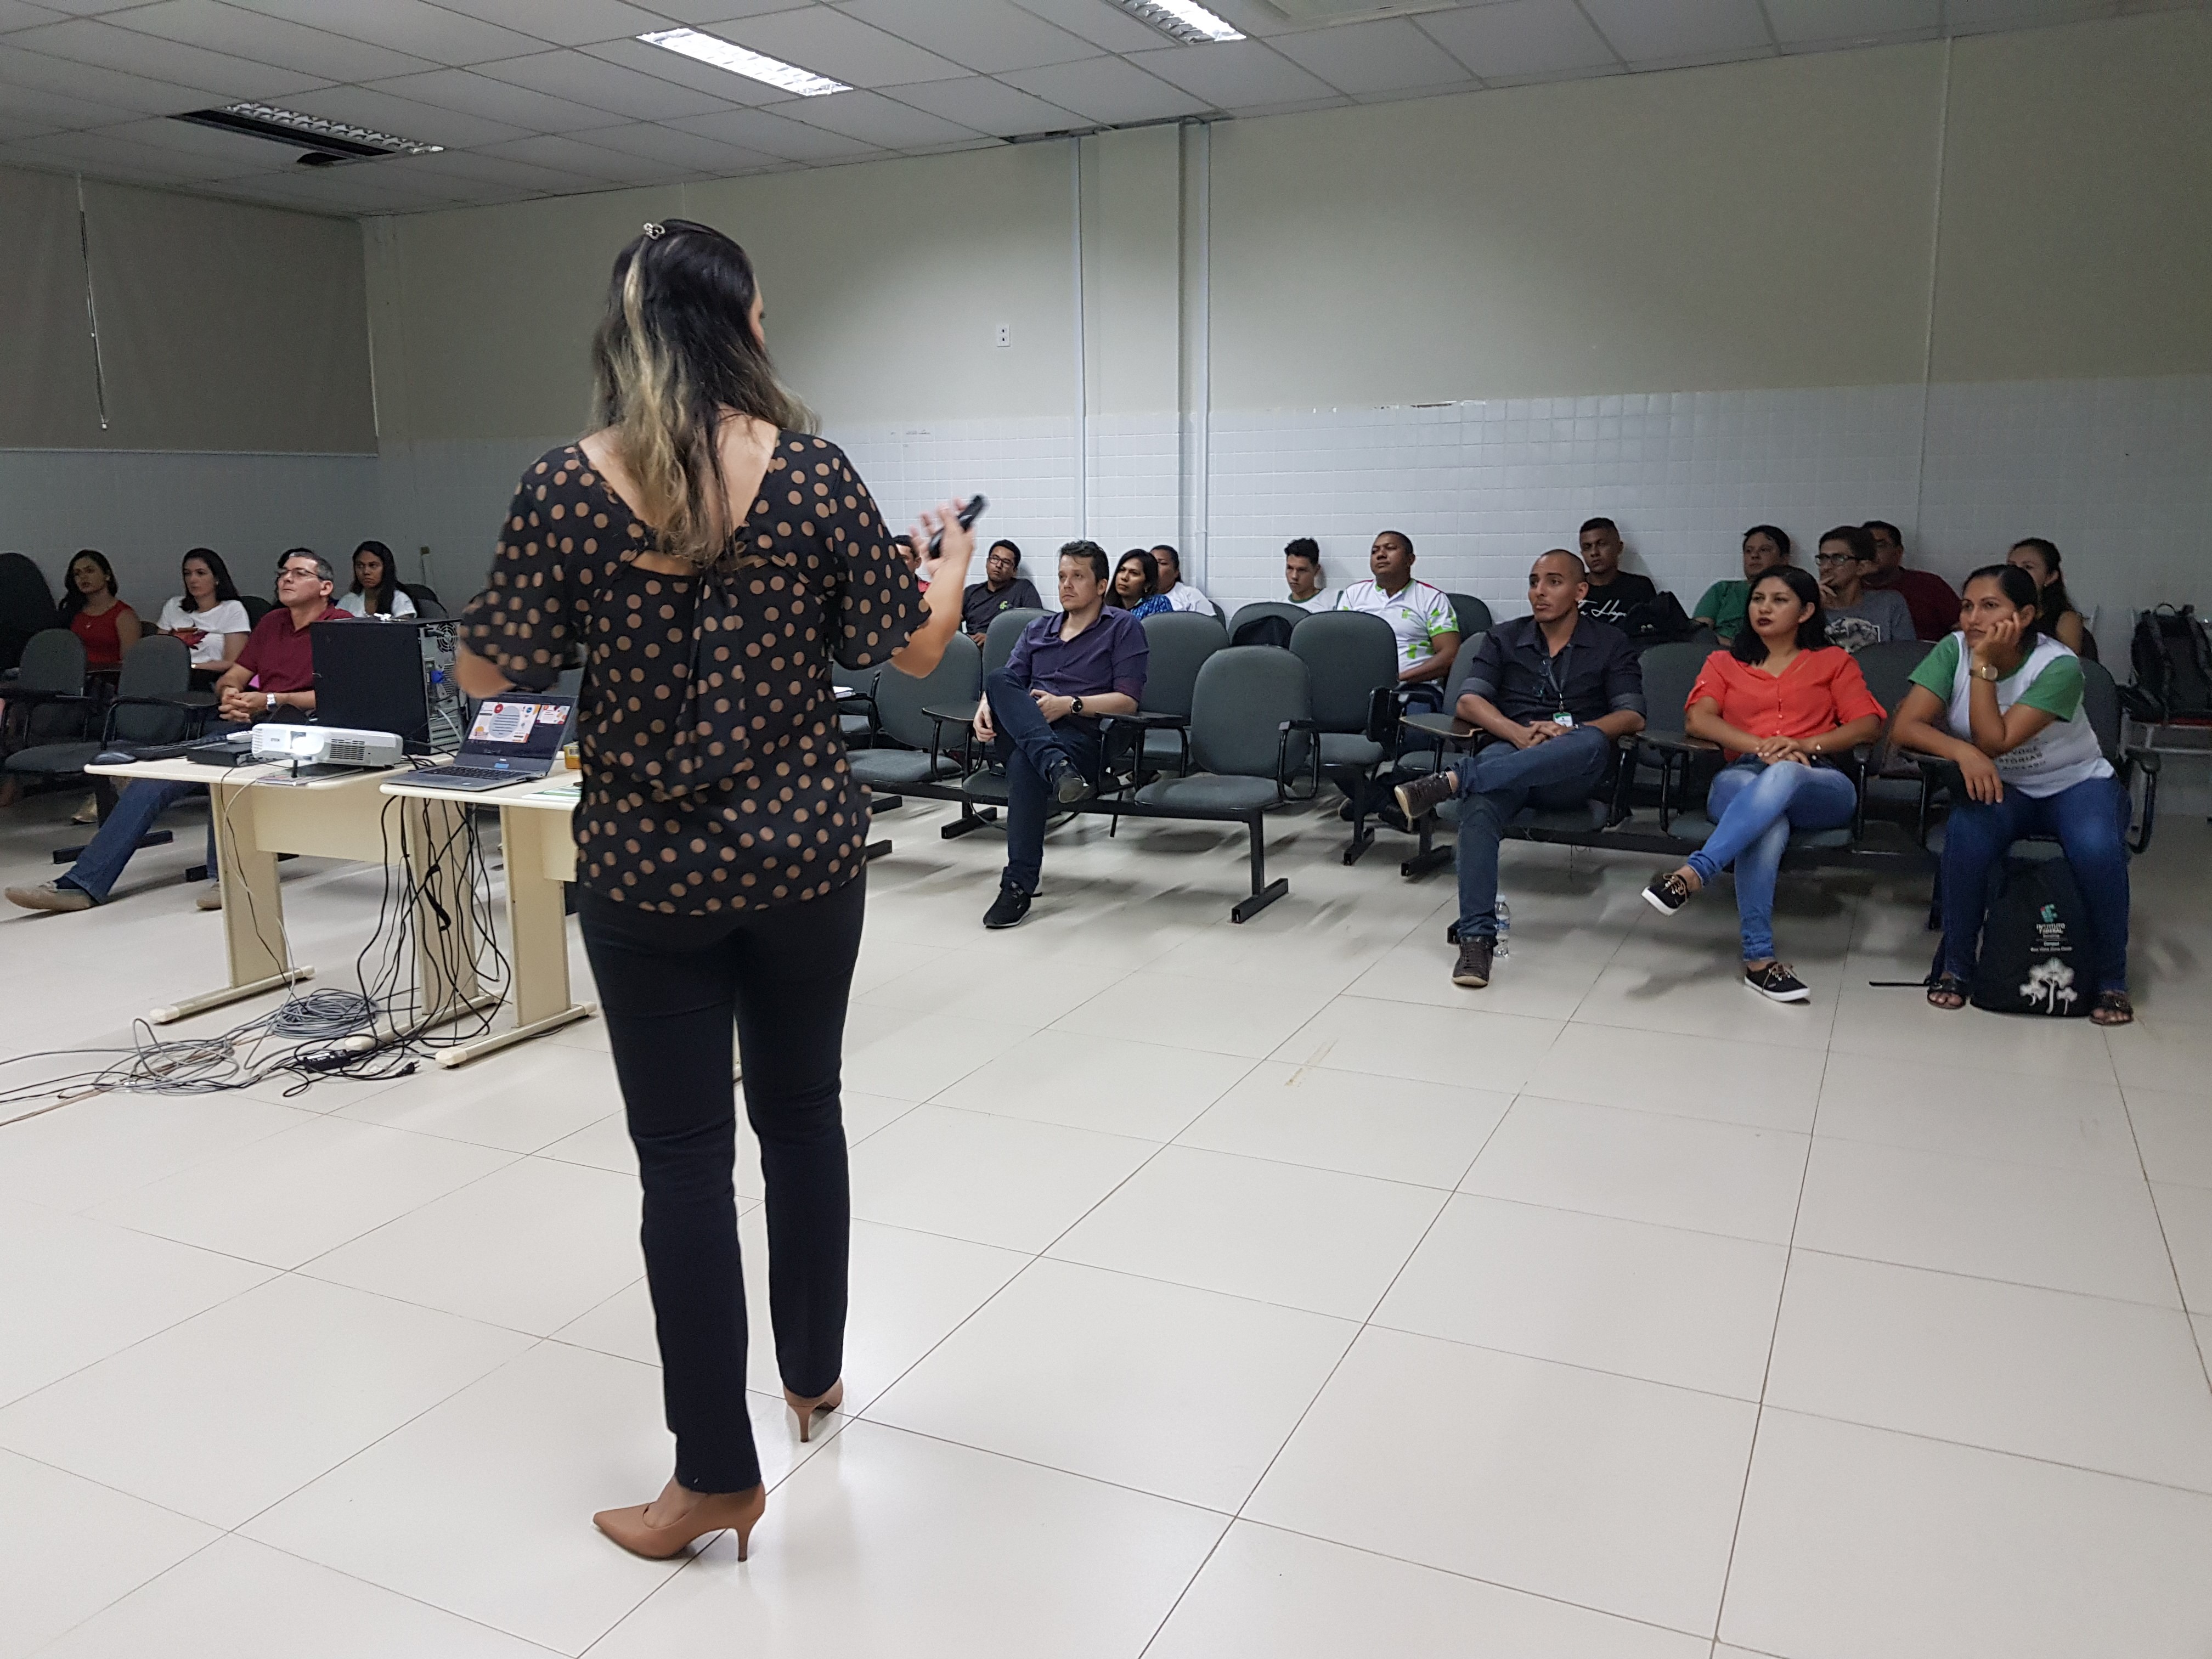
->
[[1333, 530, 1461, 692]]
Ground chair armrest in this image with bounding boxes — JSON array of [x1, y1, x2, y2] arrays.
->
[[1099, 710, 1189, 730], [3, 688, 91, 706], [1398, 709, 1486, 746], [1636, 730, 1718, 754]]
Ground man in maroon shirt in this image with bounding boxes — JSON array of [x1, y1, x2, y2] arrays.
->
[[8, 551, 346, 913], [1863, 520, 1961, 641]]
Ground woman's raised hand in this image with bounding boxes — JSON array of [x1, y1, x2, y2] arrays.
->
[[910, 498, 977, 591], [1971, 612, 2023, 668]]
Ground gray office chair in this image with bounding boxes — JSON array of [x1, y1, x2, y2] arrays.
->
[[847, 634, 981, 792], [1290, 610, 1399, 861], [1444, 592, 1493, 638], [1, 627, 91, 759], [1136, 610, 1228, 775], [981, 607, 1047, 677], [1229, 601, 1309, 647]]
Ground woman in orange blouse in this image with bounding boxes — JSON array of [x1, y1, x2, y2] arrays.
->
[[1643, 566, 1884, 1002]]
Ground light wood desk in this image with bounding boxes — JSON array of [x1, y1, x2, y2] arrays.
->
[[84, 756, 498, 1035], [379, 773, 594, 1068]]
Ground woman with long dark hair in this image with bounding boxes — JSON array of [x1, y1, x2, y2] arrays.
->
[[1109, 548, 1172, 619], [337, 539, 416, 617], [156, 548, 251, 673], [454, 219, 973, 1561], [1891, 563, 2131, 1022], [2005, 537, 2086, 654], [1644, 565, 1885, 1002], [58, 549, 141, 668]]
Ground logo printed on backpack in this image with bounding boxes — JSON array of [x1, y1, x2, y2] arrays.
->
[[2019, 957, 2078, 1014]]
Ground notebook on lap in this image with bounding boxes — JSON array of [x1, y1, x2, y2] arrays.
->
[[407, 695, 575, 792]]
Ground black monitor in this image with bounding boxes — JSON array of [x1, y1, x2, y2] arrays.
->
[[311, 618, 430, 752]]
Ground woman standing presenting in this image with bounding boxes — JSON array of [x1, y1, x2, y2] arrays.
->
[[454, 219, 973, 1561]]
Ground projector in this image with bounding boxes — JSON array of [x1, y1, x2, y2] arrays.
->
[[251, 724, 408, 768]]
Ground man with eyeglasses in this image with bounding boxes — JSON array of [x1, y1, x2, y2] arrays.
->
[[1816, 526, 1914, 654], [8, 550, 349, 915]]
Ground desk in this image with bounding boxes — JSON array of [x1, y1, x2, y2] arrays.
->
[[84, 757, 498, 1035], [380, 774, 593, 1068]]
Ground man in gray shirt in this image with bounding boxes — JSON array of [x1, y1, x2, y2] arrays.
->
[[1816, 525, 1915, 653]]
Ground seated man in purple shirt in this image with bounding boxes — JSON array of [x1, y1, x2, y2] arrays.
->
[[970, 540, 1149, 929]]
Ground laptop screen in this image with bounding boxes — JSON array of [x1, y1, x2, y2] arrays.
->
[[457, 696, 574, 771]]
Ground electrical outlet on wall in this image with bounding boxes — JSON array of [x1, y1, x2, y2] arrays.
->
[[994, 323, 1011, 348]]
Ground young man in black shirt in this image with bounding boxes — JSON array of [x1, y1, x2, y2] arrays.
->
[[1395, 550, 1645, 989], [961, 539, 1042, 642], [1576, 517, 1657, 627]]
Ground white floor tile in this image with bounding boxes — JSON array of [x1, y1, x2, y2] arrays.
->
[[1795, 1137, 2179, 1306], [0, 1447, 218, 1659], [36, 1534, 556, 1658], [1816, 1051, 2138, 1176], [1342, 933, 1612, 1019], [2154, 1181, 2212, 1314], [332, 1042, 628, 1154], [1720, 1409, 2212, 1659], [1052, 969, 1338, 1060], [1575, 956, 1837, 1049], [1526, 1022, 1825, 1132], [83, 1116, 513, 1269], [0, 1200, 272, 1407], [866, 1258, 1355, 1511], [1373, 1194, 1788, 1400], [1462, 1096, 1809, 1244], [0, 1092, 310, 1213], [1829, 982, 2119, 1081], [1767, 1250, 2212, 1489], [241, 1342, 762, 1655], [585, 1420, 1227, 1659], [2126, 1085, 2212, 1189], [839, 1009, 1031, 1102], [1271, 997, 1564, 1091], [1173, 1058, 1511, 1187], [1245, 1325, 1757, 1635], [2107, 1022, 2212, 1093], [846, 1104, 1156, 1251], [0, 1273, 528, 1528], [929, 1026, 1255, 1140], [1146, 1520, 1711, 1659], [1047, 1144, 1447, 1319], [300, 1155, 644, 1336]]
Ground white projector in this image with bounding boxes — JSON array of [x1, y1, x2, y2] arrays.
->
[[251, 724, 409, 768]]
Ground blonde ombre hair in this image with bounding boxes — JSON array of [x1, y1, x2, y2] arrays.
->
[[590, 219, 811, 569]]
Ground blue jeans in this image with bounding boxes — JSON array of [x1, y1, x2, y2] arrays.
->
[[1686, 759, 1858, 964], [984, 668, 1102, 895], [1939, 776, 2131, 992], [1449, 726, 1612, 941], [58, 779, 217, 902]]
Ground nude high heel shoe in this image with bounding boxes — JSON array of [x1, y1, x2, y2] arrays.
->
[[593, 1482, 766, 1561], [784, 1379, 843, 1443]]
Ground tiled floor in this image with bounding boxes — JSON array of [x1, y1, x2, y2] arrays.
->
[[3, 783, 2210, 1657]]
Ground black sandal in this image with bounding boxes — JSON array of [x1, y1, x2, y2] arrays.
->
[[2091, 990, 2134, 1026], [1926, 973, 1968, 1011]]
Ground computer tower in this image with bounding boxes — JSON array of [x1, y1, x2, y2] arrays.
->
[[311, 618, 431, 753]]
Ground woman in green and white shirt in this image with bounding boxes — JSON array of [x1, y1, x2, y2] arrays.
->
[[1891, 563, 2132, 1023]]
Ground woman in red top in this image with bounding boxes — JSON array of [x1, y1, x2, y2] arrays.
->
[[59, 549, 141, 669], [1643, 566, 1884, 1002]]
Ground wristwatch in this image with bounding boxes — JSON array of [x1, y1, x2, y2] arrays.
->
[[1070, 696, 1085, 715], [1973, 664, 2001, 682]]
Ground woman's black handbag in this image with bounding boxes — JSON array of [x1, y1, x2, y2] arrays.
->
[[1966, 854, 2096, 1018]]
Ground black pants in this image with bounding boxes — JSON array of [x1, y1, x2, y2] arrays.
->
[[984, 667, 1103, 894], [578, 875, 865, 1493]]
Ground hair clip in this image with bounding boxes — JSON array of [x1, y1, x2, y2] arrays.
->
[[642, 222, 666, 239]]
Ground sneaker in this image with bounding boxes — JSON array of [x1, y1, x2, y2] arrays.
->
[[70, 794, 100, 826], [6, 881, 93, 913], [1744, 962, 1811, 1003], [1451, 934, 1494, 988], [1642, 870, 1693, 917], [983, 886, 1032, 930], [1394, 771, 1457, 822], [1048, 763, 1092, 807], [196, 883, 223, 911]]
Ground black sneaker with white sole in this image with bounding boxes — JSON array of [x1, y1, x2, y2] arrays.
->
[[983, 886, 1032, 930], [1393, 770, 1457, 822], [1642, 871, 1693, 917], [1743, 962, 1810, 1003]]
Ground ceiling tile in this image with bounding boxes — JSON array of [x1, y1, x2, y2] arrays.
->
[[1944, 0, 2112, 28], [0, 37, 223, 111], [275, 82, 532, 147], [836, 0, 1103, 74], [1577, 0, 1773, 62], [1000, 53, 1208, 122], [1265, 16, 1476, 98], [219, 0, 545, 68], [473, 129, 670, 180], [425, 0, 674, 48], [641, 0, 816, 21], [1005, 0, 1176, 54], [579, 35, 796, 106], [1416, 0, 1620, 82], [0, 72, 134, 127], [572, 116, 785, 171], [0, 1, 67, 31], [104, 0, 436, 83], [366, 66, 630, 132], [386, 144, 583, 193], [4, 122, 264, 177], [667, 100, 887, 161], [778, 86, 985, 148], [1763, 0, 1942, 46], [888, 72, 1085, 137], [240, 161, 477, 208], [713, 8, 970, 87], [471, 48, 738, 120], [1124, 40, 1338, 109], [4, 16, 328, 99]]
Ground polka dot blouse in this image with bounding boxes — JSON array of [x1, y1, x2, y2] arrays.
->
[[461, 437, 927, 915]]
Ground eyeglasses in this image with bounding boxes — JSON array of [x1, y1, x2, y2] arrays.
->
[[1814, 552, 1864, 566]]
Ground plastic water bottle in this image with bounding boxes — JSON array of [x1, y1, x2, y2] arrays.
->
[[1494, 896, 1511, 957]]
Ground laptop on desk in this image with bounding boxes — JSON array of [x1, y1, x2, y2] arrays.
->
[[405, 695, 575, 792]]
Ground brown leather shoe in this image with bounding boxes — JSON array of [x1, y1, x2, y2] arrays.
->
[[1452, 934, 1494, 989], [594, 1482, 766, 1561]]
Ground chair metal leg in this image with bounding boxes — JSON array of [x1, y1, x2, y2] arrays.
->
[[941, 805, 997, 839], [1232, 811, 1289, 922], [1400, 814, 1451, 878]]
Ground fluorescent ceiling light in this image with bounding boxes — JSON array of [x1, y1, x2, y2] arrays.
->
[[636, 27, 851, 97], [1116, 0, 1245, 43], [218, 101, 443, 155]]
